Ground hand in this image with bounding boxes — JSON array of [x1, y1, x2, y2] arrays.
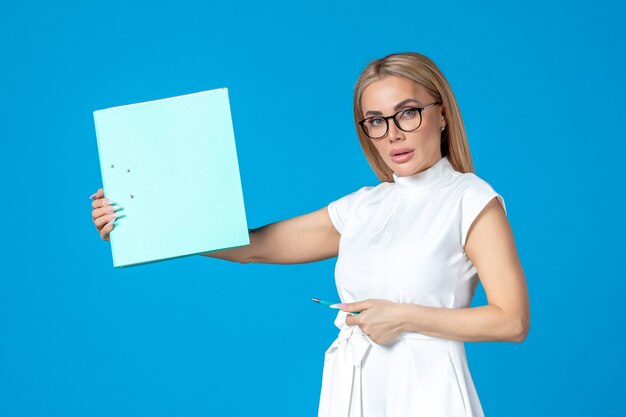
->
[[341, 299, 409, 345], [89, 188, 122, 241]]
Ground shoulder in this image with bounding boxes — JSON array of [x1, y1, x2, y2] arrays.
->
[[449, 171, 497, 195], [328, 181, 392, 206], [450, 171, 507, 247], [441, 170, 503, 208], [326, 181, 392, 234]]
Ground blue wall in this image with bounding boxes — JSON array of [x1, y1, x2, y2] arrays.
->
[[1, 0, 624, 415]]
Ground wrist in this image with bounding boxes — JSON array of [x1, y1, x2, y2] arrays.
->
[[399, 303, 421, 333]]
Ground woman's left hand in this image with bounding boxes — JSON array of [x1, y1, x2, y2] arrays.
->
[[340, 299, 409, 345]]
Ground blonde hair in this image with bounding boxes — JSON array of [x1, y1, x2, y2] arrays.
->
[[353, 52, 475, 182]]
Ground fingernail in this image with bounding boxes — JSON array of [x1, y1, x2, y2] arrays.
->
[[329, 304, 346, 309], [89, 193, 96, 199]]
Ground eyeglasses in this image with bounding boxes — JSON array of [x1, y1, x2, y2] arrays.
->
[[358, 102, 442, 140]]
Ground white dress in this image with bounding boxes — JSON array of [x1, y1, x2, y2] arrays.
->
[[318, 156, 506, 417]]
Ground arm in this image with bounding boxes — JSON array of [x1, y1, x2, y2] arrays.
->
[[201, 206, 341, 265], [399, 197, 530, 342]]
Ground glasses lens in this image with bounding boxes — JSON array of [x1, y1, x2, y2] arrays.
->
[[396, 108, 422, 131], [363, 117, 387, 139]]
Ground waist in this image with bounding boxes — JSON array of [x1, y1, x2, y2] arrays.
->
[[333, 309, 443, 342]]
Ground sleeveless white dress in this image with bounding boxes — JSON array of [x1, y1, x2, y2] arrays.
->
[[318, 155, 506, 417]]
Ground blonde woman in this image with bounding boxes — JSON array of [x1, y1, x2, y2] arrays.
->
[[90, 52, 529, 417]]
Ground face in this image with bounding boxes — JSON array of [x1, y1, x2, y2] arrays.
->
[[360, 76, 446, 177]]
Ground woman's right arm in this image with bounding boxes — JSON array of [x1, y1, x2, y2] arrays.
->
[[91, 188, 341, 265], [204, 206, 341, 264]]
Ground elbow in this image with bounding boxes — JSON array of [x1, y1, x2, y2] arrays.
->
[[508, 316, 530, 343]]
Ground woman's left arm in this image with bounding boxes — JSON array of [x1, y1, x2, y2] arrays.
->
[[402, 197, 530, 342], [343, 197, 530, 344]]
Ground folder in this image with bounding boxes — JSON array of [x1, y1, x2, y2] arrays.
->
[[93, 88, 250, 268]]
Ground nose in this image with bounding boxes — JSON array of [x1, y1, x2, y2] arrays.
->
[[386, 119, 405, 142]]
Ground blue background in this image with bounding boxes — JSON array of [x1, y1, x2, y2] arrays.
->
[[1, 0, 624, 415]]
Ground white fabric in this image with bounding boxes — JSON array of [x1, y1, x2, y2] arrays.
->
[[319, 156, 506, 417]]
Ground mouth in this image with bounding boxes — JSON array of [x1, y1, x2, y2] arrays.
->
[[390, 148, 414, 157], [389, 149, 415, 163]]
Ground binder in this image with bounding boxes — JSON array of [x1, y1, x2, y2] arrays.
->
[[93, 88, 250, 268]]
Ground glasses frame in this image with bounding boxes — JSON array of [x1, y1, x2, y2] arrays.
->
[[358, 101, 443, 140]]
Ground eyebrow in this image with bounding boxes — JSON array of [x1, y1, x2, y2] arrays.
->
[[364, 98, 421, 117]]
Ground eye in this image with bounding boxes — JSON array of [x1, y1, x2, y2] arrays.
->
[[400, 108, 417, 118], [368, 117, 384, 126]]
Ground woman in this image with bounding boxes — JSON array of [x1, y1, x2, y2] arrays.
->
[[90, 52, 529, 417]]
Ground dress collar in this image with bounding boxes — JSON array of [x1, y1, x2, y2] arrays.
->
[[392, 156, 455, 192]]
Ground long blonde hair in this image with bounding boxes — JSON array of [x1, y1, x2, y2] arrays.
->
[[353, 52, 475, 182]]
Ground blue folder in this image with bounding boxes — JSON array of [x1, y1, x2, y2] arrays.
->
[[93, 88, 250, 268]]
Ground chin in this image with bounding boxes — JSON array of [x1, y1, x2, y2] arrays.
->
[[390, 158, 429, 177], [391, 165, 414, 176]]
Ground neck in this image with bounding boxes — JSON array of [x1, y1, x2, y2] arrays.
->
[[392, 155, 454, 193]]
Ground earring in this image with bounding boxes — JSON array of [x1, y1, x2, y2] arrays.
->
[[440, 126, 445, 132]]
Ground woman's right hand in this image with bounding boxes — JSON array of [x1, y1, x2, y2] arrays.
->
[[90, 187, 121, 241]]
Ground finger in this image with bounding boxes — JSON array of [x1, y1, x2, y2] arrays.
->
[[94, 212, 118, 230], [344, 300, 372, 312], [341, 303, 360, 312], [100, 219, 115, 241], [91, 195, 115, 210], [345, 314, 358, 327], [90, 187, 104, 200], [92, 204, 122, 222]]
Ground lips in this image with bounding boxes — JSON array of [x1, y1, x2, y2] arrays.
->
[[390, 148, 414, 156]]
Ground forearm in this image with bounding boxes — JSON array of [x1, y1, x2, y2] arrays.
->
[[201, 208, 338, 265], [199, 223, 301, 264], [200, 228, 258, 264], [399, 303, 526, 343]]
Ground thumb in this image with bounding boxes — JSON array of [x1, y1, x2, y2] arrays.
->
[[332, 300, 368, 312]]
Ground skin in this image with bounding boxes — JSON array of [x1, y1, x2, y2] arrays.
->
[[360, 75, 446, 177], [90, 75, 529, 345], [342, 76, 530, 344], [90, 189, 119, 241]]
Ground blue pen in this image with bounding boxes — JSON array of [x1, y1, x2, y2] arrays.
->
[[312, 298, 361, 315]]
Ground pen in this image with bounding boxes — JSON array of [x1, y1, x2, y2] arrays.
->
[[312, 298, 361, 315]]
